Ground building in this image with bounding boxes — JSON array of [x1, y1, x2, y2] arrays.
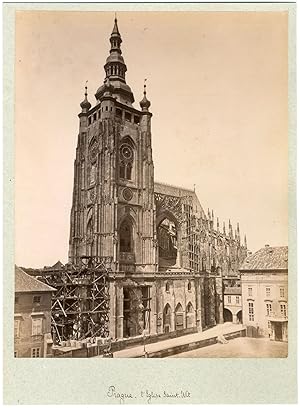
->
[[223, 277, 242, 323], [14, 266, 56, 357], [65, 18, 248, 340], [240, 245, 288, 342]]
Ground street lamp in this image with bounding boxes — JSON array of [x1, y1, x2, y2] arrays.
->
[[142, 329, 148, 358]]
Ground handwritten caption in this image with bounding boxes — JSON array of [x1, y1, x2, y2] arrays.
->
[[107, 385, 191, 404]]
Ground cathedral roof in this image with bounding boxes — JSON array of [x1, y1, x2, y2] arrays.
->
[[154, 181, 194, 197], [240, 246, 288, 271], [154, 181, 206, 218], [15, 265, 56, 293]]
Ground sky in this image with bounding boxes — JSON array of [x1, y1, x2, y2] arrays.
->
[[15, 11, 288, 268]]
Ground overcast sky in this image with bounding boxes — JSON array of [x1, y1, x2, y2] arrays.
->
[[15, 11, 288, 268]]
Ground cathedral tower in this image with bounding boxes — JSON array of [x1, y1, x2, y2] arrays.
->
[[68, 18, 157, 338], [69, 18, 156, 278]]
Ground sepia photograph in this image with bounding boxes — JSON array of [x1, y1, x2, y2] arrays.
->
[[12, 8, 291, 361], [3, 2, 298, 404]]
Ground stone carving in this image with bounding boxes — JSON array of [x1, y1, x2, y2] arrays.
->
[[155, 193, 184, 223]]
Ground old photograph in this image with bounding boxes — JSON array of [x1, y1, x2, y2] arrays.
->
[[14, 9, 289, 360]]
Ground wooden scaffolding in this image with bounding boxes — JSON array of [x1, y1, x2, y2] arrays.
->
[[39, 256, 111, 344]]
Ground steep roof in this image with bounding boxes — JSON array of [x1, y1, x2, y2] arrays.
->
[[15, 265, 56, 293], [154, 181, 206, 218], [240, 246, 288, 271]]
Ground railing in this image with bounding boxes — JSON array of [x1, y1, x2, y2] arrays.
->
[[119, 252, 136, 274], [267, 312, 288, 321], [119, 252, 135, 263]]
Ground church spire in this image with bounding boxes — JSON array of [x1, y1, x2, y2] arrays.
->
[[104, 16, 126, 82], [95, 15, 134, 105]]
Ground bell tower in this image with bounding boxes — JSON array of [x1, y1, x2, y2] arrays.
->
[[68, 18, 157, 279]]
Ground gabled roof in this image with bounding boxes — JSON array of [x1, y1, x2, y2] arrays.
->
[[240, 246, 288, 271], [15, 265, 56, 293]]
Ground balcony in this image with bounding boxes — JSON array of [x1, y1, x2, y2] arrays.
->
[[119, 252, 136, 274], [267, 312, 288, 322]]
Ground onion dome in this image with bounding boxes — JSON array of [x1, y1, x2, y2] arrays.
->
[[80, 85, 91, 111], [140, 82, 151, 111]]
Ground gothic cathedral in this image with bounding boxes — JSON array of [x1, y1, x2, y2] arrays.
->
[[68, 18, 247, 339]]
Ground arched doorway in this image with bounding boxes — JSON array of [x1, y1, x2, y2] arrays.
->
[[175, 303, 184, 331], [237, 310, 243, 324], [163, 303, 172, 333], [157, 217, 178, 268], [186, 302, 195, 328], [223, 308, 233, 322]]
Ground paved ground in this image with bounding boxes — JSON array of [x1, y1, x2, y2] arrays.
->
[[168, 337, 288, 358], [106, 322, 243, 358]]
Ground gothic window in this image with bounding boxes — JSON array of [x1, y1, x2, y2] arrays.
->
[[175, 303, 184, 331], [186, 302, 194, 314], [86, 218, 93, 242], [165, 282, 170, 292], [187, 281, 192, 291], [163, 304, 172, 333], [89, 164, 96, 185], [119, 142, 134, 181], [89, 139, 98, 163], [119, 219, 133, 253]]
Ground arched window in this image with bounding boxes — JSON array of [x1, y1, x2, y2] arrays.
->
[[187, 281, 192, 291], [119, 219, 133, 253], [186, 302, 194, 314], [165, 282, 170, 292], [157, 217, 178, 268], [163, 303, 172, 333], [119, 139, 134, 181], [86, 218, 93, 241], [186, 302, 195, 328], [175, 303, 184, 331]]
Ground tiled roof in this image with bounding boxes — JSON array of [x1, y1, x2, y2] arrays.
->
[[240, 246, 288, 271], [15, 265, 56, 293]]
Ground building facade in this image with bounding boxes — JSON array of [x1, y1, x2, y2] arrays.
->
[[14, 266, 56, 357], [240, 245, 288, 341], [68, 18, 248, 340], [223, 277, 242, 323]]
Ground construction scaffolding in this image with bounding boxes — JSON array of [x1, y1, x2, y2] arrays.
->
[[39, 256, 111, 345]]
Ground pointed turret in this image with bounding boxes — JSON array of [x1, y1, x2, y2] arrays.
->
[[140, 81, 151, 112], [80, 84, 91, 112], [229, 219, 233, 238], [223, 221, 226, 235], [217, 217, 220, 232], [95, 16, 134, 105], [244, 234, 247, 248], [78, 83, 91, 130]]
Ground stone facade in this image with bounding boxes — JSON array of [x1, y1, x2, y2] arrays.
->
[[14, 266, 55, 357], [240, 245, 288, 341], [223, 277, 242, 324], [68, 18, 248, 339]]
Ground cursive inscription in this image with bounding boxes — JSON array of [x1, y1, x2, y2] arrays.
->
[[107, 385, 191, 404]]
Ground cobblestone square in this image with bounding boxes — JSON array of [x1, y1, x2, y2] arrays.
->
[[168, 337, 288, 358]]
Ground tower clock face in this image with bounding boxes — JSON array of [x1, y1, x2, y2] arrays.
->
[[120, 144, 133, 161]]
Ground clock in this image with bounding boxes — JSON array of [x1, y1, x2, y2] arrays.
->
[[120, 144, 133, 161]]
